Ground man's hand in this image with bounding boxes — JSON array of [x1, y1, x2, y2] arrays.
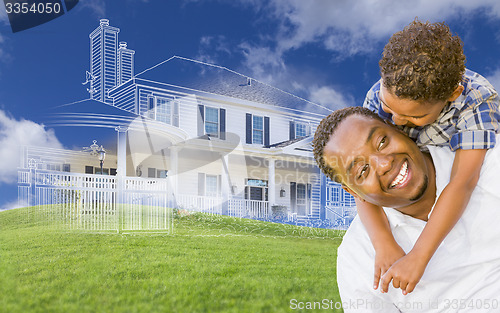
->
[[373, 243, 406, 290], [380, 251, 428, 295]]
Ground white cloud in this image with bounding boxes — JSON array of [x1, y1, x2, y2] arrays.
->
[[79, 0, 106, 17], [0, 199, 28, 211], [308, 85, 354, 110], [0, 4, 8, 25], [486, 68, 500, 92], [0, 110, 63, 184], [266, 0, 500, 56], [239, 41, 285, 84], [196, 35, 232, 64], [236, 0, 500, 86]]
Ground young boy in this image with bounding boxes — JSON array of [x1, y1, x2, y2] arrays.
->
[[361, 19, 500, 295]]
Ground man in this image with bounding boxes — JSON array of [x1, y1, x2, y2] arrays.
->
[[312, 107, 500, 312]]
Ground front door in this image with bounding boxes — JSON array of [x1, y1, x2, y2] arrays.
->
[[290, 182, 311, 216]]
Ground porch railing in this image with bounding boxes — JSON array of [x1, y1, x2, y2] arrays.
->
[[227, 199, 269, 219]]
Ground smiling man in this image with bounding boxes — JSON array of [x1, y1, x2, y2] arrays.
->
[[313, 107, 500, 312]]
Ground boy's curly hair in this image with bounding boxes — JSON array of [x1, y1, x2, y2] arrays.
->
[[379, 19, 466, 102], [312, 107, 383, 184]]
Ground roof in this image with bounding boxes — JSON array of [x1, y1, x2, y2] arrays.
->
[[266, 136, 309, 148], [133, 56, 332, 116]]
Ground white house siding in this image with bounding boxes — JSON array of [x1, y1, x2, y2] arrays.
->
[[110, 80, 136, 112]]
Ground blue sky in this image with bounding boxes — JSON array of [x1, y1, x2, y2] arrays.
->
[[1, 0, 500, 209]]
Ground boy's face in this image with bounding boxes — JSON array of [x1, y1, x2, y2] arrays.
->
[[322, 115, 430, 208], [379, 84, 448, 127]]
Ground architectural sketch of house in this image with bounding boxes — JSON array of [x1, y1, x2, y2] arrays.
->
[[18, 19, 356, 231]]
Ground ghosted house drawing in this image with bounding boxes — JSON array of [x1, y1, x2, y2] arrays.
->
[[18, 19, 355, 230]]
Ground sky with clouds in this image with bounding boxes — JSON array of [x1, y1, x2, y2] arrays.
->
[[1, 0, 500, 209]]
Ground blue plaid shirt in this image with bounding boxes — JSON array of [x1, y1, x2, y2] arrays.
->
[[363, 69, 500, 151]]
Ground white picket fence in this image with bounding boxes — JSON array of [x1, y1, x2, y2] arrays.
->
[[18, 169, 173, 233], [18, 169, 272, 232]]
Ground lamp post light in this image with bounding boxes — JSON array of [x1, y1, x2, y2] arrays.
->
[[83, 140, 106, 174], [97, 145, 106, 175]]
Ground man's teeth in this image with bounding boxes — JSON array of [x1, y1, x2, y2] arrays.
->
[[391, 161, 408, 188]]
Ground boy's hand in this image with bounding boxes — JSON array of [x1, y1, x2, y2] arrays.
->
[[379, 251, 427, 295], [373, 243, 406, 290]]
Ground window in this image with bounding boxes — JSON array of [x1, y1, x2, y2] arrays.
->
[[205, 175, 218, 197], [157, 169, 167, 178], [252, 115, 263, 144], [156, 97, 172, 125], [290, 121, 309, 139], [244, 179, 268, 201], [46, 164, 60, 171], [62, 164, 71, 172], [95, 167, 109, 175], [148, 96, 178, 126], [295, 123, 307, 138], [246, 114, 269, 146], [205, 107, 219, 137], [198, 104, 226, 139], [147, 167, 168, 178], [86, 166, 115, 175], [148, 167, 156, 178]]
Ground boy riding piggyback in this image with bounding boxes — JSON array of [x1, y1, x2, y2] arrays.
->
[[357, 19, 500, 295]]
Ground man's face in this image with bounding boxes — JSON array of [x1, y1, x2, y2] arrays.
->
[[323, 114, 430, 208], [379, 84, 447, 127]]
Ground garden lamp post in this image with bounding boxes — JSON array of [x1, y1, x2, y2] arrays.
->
[[83, 140, 106, 174], [97, 145, 106, 174]]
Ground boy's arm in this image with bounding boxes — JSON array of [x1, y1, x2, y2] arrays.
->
[[355, 198, 405, 290], [380, 148, 487, 294]]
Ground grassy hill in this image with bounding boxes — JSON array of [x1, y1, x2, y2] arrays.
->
[[0, 208, 344, 313]]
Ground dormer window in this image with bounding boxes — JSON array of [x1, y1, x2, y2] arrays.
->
[[147, 95, 179, 126], [289, 121, 310, 140]]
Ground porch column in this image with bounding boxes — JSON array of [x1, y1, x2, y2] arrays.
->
[[221, 153, 230, 215], [268, 158, 276, 205], [115, 126, 128, 208], [115, 126, 128, 177], [169, 146, 179, 200]]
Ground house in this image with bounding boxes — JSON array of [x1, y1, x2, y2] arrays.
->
[[18, 19, 356, 230]]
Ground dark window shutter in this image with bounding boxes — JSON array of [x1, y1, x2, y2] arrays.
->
[[198, 173, 206, 196], [220, 108, 226, 140], [246, 113, 252, 144], [290, 182, 297, 212], [173, 101, 179, 127], [264, 116, 270, 146], [307, 183, 312, 212], [197, 104, 205, 137], [289, 121, 295, 140], [148, 96, 155, 118]]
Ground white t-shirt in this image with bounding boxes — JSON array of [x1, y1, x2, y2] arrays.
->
[[337, 138, 500, 313]]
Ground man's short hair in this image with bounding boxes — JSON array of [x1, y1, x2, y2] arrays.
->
[[313, 107, 383, 184], [379, 19, 466, 102]]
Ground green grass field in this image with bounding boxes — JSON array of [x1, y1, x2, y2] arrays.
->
[[0, 208, 345, 313]]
